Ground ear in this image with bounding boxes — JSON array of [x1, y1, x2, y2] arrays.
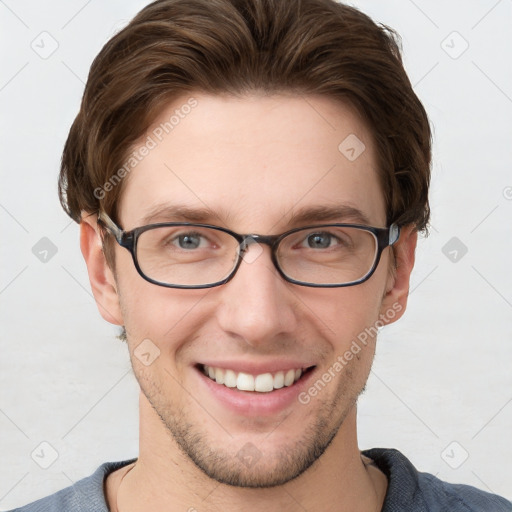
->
[[379, 225, 417, 325], [80, 212, 123, 325]]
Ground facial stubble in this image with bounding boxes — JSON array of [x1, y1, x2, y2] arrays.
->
[[134, 357, 370, 489]]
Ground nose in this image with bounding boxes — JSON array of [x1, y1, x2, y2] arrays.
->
[[215, 244, 298, 347]]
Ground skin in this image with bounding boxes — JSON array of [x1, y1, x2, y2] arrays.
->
[[80, 92, 417, 512]]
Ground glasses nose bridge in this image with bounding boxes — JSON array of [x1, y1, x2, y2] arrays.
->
[[239, 233, 279, 252]]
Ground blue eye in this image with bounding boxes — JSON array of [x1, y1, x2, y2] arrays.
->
[[305, 232, 337, 249], [176, 233, 202, 249]]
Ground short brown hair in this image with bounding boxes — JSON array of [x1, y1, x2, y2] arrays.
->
[[59, 0, 431, 260]]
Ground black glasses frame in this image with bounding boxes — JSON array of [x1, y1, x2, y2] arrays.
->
[[97, 211, 401, 289]]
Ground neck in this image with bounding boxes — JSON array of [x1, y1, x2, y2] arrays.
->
[[114, 394, 387, 512]]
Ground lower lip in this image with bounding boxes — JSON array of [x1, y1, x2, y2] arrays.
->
[[194, 365, 316, 416]]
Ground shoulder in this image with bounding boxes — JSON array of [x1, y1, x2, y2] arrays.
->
[[362, 447, 512, 512], [418, 471, 512, 511], [6, 458, 137, 512]]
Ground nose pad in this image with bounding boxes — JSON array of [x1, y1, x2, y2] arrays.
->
[[239, 236, 265, 265]]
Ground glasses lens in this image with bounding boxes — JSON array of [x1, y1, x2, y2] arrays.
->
[[276, 226, 378, 285], [136, 226, 239, 286]]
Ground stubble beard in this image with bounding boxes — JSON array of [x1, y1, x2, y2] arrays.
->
[[137, 364, 366, 488]]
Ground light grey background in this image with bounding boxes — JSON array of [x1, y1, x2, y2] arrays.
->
[[1, 0, 511, 508]]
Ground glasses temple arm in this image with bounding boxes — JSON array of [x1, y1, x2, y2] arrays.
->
[[389, 223, 400, 245], [97, 211, 124, 243]]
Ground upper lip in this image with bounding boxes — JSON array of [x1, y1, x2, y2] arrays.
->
[[197, 360, 316, 375]]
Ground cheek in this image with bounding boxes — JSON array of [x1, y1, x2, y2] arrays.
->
[[297, 276, 386, 348], [113, 251, 210, 354], [121, 289, 209, 341]]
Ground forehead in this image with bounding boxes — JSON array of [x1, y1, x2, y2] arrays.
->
[[118, 92, 386, 231]]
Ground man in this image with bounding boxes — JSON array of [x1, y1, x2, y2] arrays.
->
[[10, 0, 511, 510]]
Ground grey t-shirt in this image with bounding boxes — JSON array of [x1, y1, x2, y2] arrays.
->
[[7, 448, 512, 511]]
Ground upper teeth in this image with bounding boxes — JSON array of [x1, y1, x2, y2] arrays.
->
[[203, 365, 304, 392]]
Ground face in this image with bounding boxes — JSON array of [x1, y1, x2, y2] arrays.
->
[[87, 92, 411, 487]]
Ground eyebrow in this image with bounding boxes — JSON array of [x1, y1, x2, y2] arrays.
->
[[286, 205, 372, 227], [138, 203, 373, 229], [140, 204, 222, 225]]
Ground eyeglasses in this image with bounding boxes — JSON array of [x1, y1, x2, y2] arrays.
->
[[97, 211, 400, 289]]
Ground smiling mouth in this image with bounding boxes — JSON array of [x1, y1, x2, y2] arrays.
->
[[197, 363, 316, 393]]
